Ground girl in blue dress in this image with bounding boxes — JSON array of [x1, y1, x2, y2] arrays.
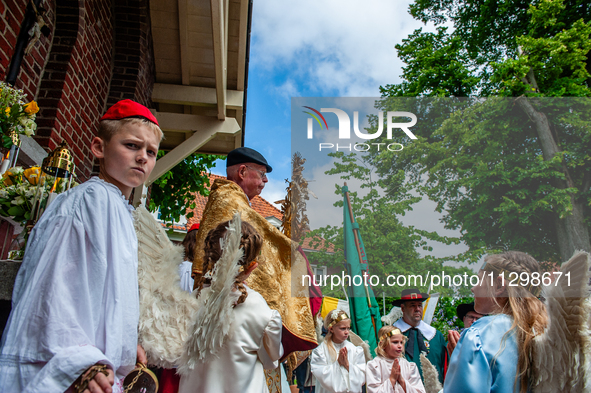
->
[[443, 251, 547, 393]]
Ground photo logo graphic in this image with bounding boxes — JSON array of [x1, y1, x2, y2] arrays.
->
[[303, 106, 418, 151]]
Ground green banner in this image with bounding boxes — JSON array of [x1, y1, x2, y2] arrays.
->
[[342, 184, 382, 354]]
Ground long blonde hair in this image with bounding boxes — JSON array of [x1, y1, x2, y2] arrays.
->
[[375, 325, 407, 359], [483, 251, 548, 393], [323, 310, 351, 361]]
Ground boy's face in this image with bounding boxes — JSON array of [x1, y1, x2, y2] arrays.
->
[[91, 122, 159, 198]]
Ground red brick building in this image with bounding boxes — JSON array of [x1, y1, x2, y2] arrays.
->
[[2, 0, 156, 179], [0, 0, 252, 333], [1, 0, 250, 184]]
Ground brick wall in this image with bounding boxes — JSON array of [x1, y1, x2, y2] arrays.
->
[[135, 0, 155, 108], [0, 0, 55, 101], [2, 0, 156, 181], [35, 0, 113, 181], [107, 0, 155, 108]]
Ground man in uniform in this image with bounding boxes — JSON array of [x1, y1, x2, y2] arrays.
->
[[191, 147, 318, 356], [393, 288, 447, 384]]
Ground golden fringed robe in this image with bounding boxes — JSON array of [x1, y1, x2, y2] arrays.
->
[[192, 179, 318, 355]]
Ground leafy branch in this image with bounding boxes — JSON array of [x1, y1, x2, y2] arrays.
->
[[148, 152, 223, 223]]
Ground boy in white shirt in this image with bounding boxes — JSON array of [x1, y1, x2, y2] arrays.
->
[[0, 100, 162, 393]]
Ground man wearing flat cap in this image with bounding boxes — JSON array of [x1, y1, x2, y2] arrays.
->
[[447, 302, 483, 355], [225, 147, 272, 200], [392, 289, 447, 385], [191, 147, 318, 366]]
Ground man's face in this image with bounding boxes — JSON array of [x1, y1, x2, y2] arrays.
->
[[463, 310, 483, 328], [239, 163, 268, 199], [401, 300, 423, 327]]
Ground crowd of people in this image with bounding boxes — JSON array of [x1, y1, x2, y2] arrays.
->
[[0, 99, 587, 393]]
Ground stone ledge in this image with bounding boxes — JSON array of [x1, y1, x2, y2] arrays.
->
[[20, 135, 48, 167], [0, 260, 21, 300]]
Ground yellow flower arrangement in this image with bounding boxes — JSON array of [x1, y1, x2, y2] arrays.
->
[[0, 166, 76, 225], [1, 82, 38, 147], [23, 166, 41, 185], [24, 101, 39, 115]]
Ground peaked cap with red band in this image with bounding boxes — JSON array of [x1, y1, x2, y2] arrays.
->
[[100, 99, 159, 126], [392, 288, 430, 307]]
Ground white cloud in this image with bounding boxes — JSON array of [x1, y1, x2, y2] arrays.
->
[[259, 177, 290, 209], [273, 79, 300, 102], [304, 156, 373, 230], [251, 0, 437, 96]]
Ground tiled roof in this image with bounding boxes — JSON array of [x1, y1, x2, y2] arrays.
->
[[186, 173, 283, 229], [300, 231, 336, 253], [158, 174, 335, 253], [251, 195, 283, 220], [159, 222, 189, 231]]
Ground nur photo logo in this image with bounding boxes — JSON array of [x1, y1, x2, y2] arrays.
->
[[302, 106, 418, 151]]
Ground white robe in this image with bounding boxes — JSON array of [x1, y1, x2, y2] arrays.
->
[[310, 340, 366, 393], [178, 286, 283, 393], [0, 177, 139, 393], [366, 356, 426, 393], [178, 260, 194, 292]]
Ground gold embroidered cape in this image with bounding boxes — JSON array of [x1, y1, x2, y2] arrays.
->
[[192, 179, 318, 355]]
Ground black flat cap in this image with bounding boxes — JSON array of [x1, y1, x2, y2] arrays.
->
[[456, 302, 476, 321], [227, 147, 272, 173]]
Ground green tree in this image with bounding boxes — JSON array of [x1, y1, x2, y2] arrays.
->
[[148, 152, 222, 223], [307, 152, 473, 298], [374, 0, 591, 262], [430, 296, 474, 337]]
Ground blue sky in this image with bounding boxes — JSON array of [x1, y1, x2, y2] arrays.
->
[[211, 0, 468, 261], [212, 0, 432, 200]]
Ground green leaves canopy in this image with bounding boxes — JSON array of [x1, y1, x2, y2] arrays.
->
[[307, 151, 473, 298], [148, 152, 222, 223], [375, 0, 591, 262]]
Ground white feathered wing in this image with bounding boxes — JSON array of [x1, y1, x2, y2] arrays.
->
[[530, 251, 591, 393], [133, 205, 200, 368], [177, 212, 244, 375]]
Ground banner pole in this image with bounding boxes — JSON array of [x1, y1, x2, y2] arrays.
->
[[344, 182, 377, 337]]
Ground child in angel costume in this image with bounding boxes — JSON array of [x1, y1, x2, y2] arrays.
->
[[0, 100, 162, 393], [310, 310, 366, 393], [443, 251, 591, 393], [366, 326, 426, 393], [177, 214, 283, 393], [178, 223, 199, 292]]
